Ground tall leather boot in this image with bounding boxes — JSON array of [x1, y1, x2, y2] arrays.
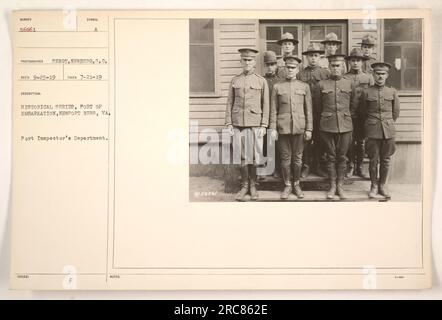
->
[[280, 165, 292, 200], [368, 162, 378, 198], [315, 162, 328, 178], [378, 164, 391, 198], [235, 165, 249, 201], [249, 165, 259, 201], [301, 164, 310, 178], [273, 143, 281, 178], [345, 161, 354, 178], [292, 163, 304, 199], [345, 140, 355, 178], [326, 163, 337, 200], [336, 163, 347, 199], [318, 150, 329, 178], [355, 139, 369, 179], [313, 142, 327, 177], [301, 141, 311, 178]]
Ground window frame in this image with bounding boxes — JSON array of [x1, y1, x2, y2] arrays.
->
[[258, 21, 303, 75], [189, 19, 221, 98], [259, 22, 303, 57], [258, 20, 347, 72], [302, 22, 348, 53], [302, 21, 348, 66], [381, 19, 423, 95]]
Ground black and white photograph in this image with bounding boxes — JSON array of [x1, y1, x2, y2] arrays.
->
[[189, 18, 423, 202], [3, 7, 435, 293]]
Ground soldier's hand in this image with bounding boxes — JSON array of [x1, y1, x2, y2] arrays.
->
[[269, 129, 278, 141], [226, 125, 234, 136], [257, 126, 266, 139], [304, 130, 312, 141]]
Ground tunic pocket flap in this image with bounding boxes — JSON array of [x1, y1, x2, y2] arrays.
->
[[232, 83, 242, 89], [294, 89, 306, 95], [250, 84, 262, 90], [250, 108, 262, 114], [232, 108, 241, 113], [321, 111, 334, 117], [277, 113, 290, 119], [366, 118, 378, 124]]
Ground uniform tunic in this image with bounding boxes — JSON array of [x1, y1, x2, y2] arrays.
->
[[276, 57, 288, 79], [343, 69, 374, 88], [297, 65, 330, 128], [316, 77, 356, 133], [269, 78, 313, 175], [359, 84, 401, 168], [264, 72, 282, 95], [359, 85, 400, 139], [343, 69, 374, 139], [225, 72, 269, 128], [225, 71, 270, 165], [270, 79, 313, 134], [316, 76, 357, 167], [296, 65, 330, 170], [362, 56, 377, 74]]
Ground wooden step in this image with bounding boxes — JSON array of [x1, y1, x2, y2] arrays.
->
[[256, 174, 370, 191], [224, 165, 371, 193], [239, 190, 389, 202]]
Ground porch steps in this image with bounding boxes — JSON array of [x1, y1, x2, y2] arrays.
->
[[255, 173, 370, 191], [239, 189, 388, 202]]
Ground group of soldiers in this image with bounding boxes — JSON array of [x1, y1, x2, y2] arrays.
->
[[225, 32, 400, 201]]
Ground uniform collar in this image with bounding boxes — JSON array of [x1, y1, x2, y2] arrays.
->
[[374, 83, 385, 89], [330, 75, 343, 81], [349, 69, 362, 74], [243, 70, 254, 76]]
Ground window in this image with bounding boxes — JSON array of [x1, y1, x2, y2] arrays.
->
[[189, 19, 219, 96], [259, 21, 347, 72], [262, 25, 301, 57], [383, 19, 422, 91], [306, 24, 346, 54]]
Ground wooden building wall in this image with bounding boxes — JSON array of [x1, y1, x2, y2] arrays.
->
[[189, 19, 259, 135]]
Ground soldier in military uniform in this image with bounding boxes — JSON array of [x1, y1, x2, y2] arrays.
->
[[343, 48, 374, 178], [316, 54, 357, 200], [269, 55, 313, 199], [263, 51, 281, 93], [276, 32, 299, 79], [319, 33, 347, 74], [225, 48, 270, 201], [297, 43, 330, 178], [358, 62, 400, 199], [359, 34, 377, 74], [262, 51, 282, 177]]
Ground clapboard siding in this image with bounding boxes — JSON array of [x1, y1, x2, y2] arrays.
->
[[348, 19, 381, 59], [190, 19, 259, 132], [394, 95, 422, 142], [190, 105, 226, 112]]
